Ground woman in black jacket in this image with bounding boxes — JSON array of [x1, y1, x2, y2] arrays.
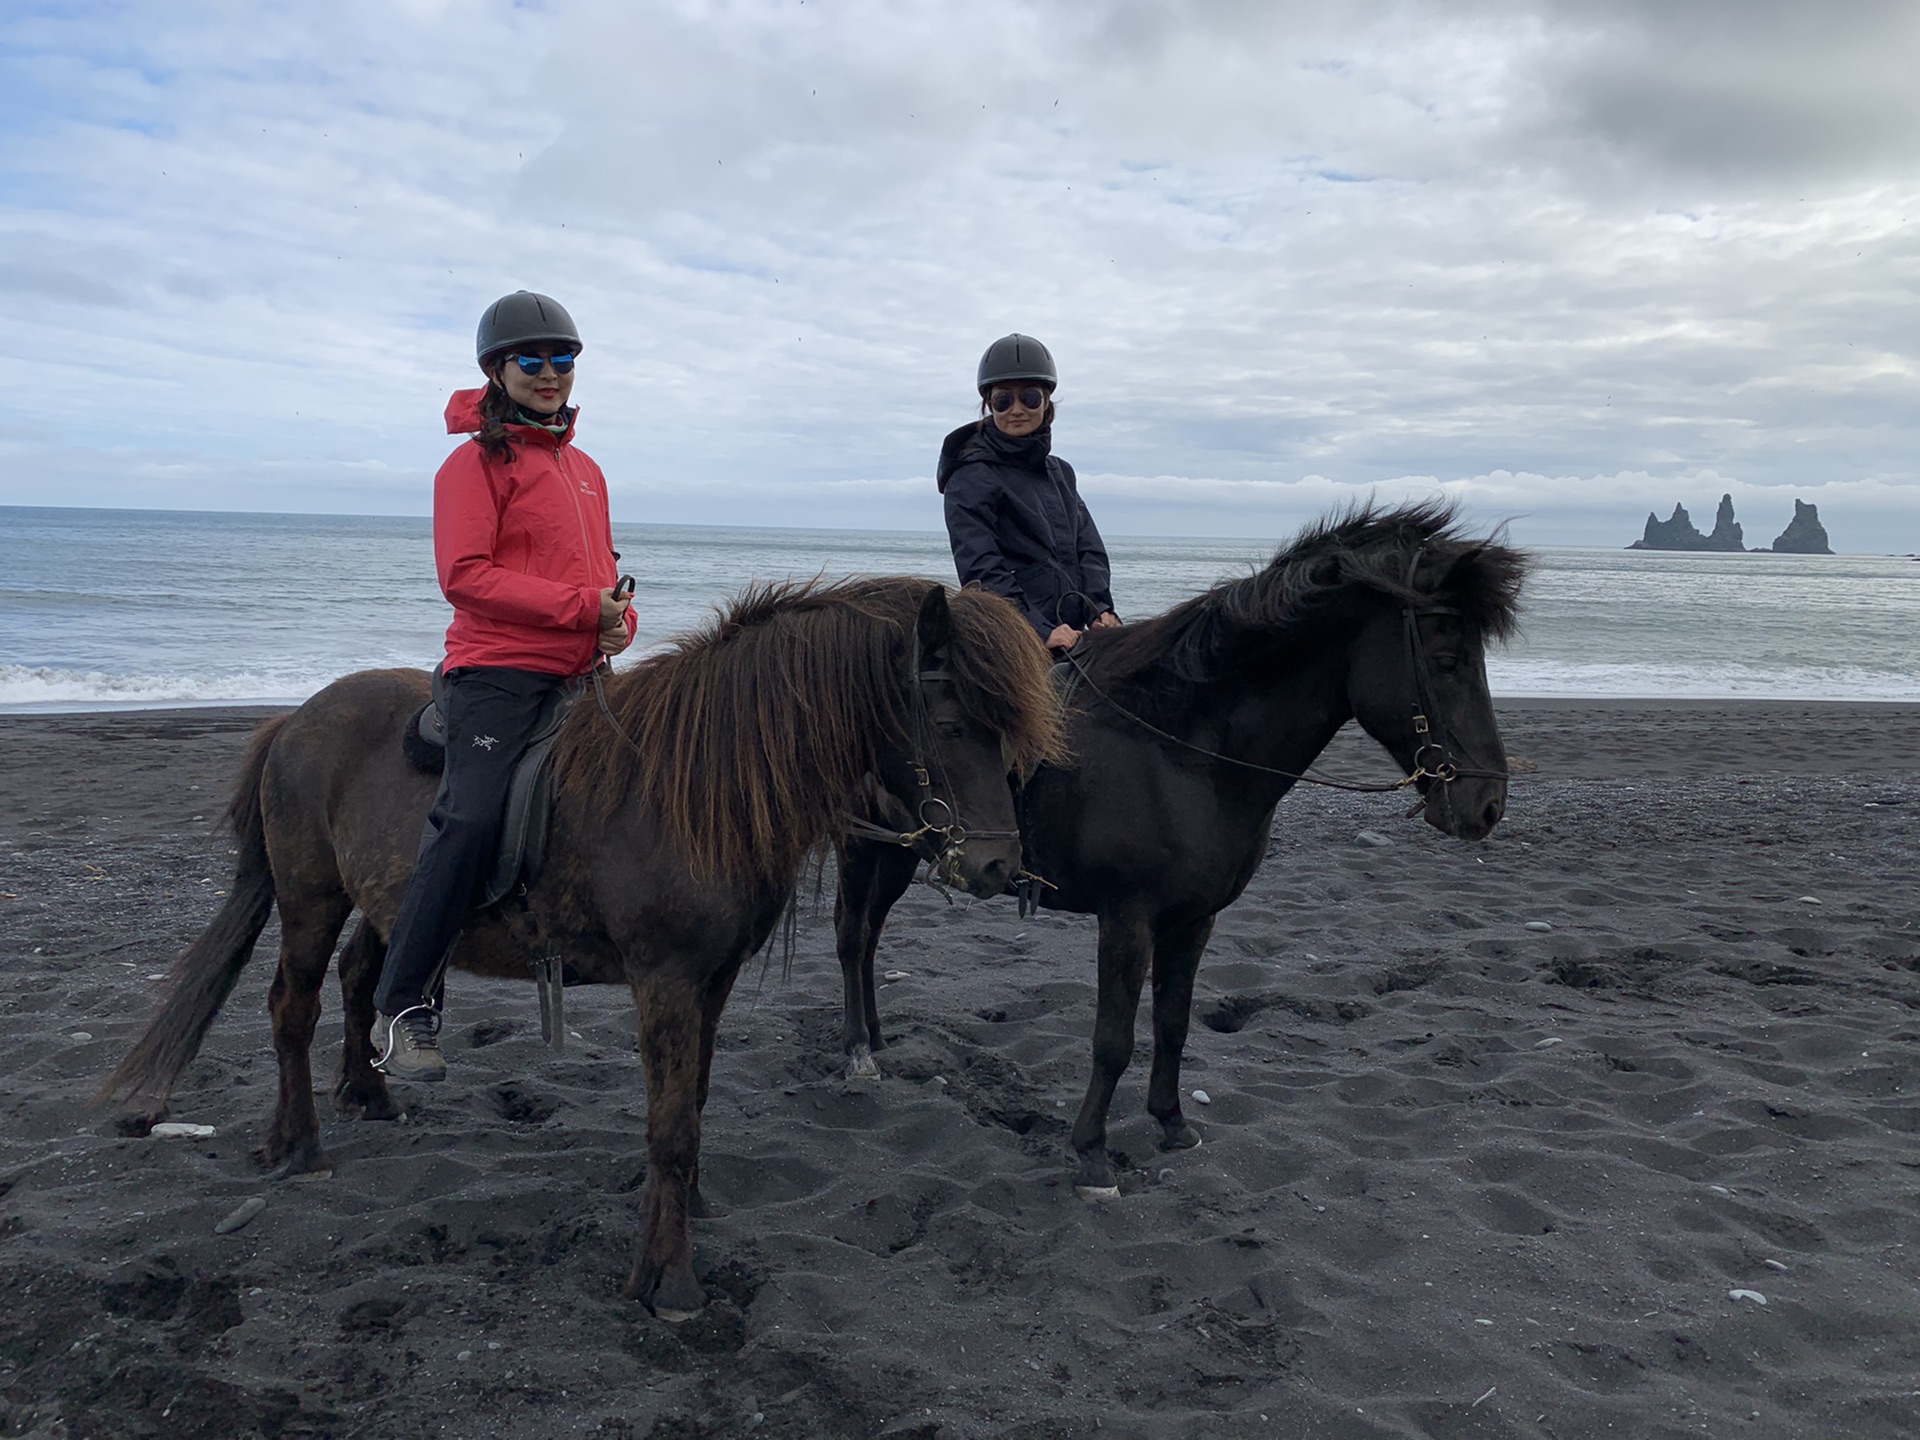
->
[[938, 334, 1119, 652]]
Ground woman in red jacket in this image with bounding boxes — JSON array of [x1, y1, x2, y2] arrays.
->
[[373, 290, 635, 1081]]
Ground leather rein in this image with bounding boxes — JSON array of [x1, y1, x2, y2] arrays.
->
[[1055, 551, 1509, 801]]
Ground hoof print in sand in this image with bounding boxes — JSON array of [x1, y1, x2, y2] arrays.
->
[[94, 1259, 245, 1365], [1372, 958, 1448, 995], [337, 1295, 410, 1335], [490, 1083, 558, 1124], [1200, 991, 1370, 1034]]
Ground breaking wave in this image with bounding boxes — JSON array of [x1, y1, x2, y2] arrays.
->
[[0, 663, 340, 713]]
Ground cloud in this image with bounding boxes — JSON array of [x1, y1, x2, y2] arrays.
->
[[2, 0, 1917, 549], [1527, 0, 1920, 184]]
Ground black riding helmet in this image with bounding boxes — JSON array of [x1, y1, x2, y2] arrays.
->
[[476, 291, 583, 366], [976, 333, 1057, 394]]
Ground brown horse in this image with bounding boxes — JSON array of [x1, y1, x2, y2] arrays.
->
[[832, 503, 1527, 1193], [105, 577, 1061, 1318]]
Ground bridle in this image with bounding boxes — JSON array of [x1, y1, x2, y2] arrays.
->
[[1055, 548, 1509, 802], [840, 635, 1020, 887]]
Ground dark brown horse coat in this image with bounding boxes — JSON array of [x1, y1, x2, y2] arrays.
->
[[106, 577, 1061, 1318]]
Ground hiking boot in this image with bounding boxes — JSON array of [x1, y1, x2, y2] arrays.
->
[[372, 1006, 446, 1082]]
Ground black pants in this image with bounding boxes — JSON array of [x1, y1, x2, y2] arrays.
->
[[374, 666, 571, 1015]]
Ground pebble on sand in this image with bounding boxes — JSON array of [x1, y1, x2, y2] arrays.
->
[[1728, 1289, 1768, 1305], [1533, 1037, 1564, 1049], [1191, 1089, 1211, 1105], [214, 1196, 267, 1235], [883, 970, 910, 981], [68, 1032, 92, 1042], [1797, 896, 1821, 905], [1354, 831, 1391, 848], [1525, 921, 1554, 933], [149, 1122, 216, 1139]]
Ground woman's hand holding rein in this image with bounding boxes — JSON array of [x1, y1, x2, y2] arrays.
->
[[598, 585, 634, 656], [1047, 611, 1120, 652]]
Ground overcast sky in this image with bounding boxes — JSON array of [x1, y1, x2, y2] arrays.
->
[[3, 0, 1917, 548]]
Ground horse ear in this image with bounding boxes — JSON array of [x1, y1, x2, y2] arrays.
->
[[1440, 545, 1491, 606], [915, 584, 954, 669]]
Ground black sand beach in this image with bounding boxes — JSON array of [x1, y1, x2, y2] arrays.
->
[[2, 700, 1918, 1439]]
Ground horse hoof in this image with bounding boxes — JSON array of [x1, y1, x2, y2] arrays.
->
[[625, 1259, 707, 1321], [338, 1097, 401, 1122], [650, 1270, 708, 1321], [1073, 1151, 1119, 1197], [1158, 1123, 1203, 1152], [845, 1046, 881, 1081], [337, 1081, 401, 1122], [261, 1142, 334, 1180]]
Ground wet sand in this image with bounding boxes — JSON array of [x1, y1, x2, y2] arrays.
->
[[2, 700, 1918, 1439]]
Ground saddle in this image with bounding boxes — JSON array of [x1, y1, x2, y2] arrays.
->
[[400, 667, 580, 910]]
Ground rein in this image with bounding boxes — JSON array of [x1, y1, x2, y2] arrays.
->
[[591, 662, 645, 760], [1055, 556, 1508, 798], [1055, 648, 1434, 793]]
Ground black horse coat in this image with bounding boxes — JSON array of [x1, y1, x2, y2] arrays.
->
[[938, 421, 1115, 639]]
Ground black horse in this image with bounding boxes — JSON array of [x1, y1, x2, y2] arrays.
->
[[833, 502, 1527, 1195]]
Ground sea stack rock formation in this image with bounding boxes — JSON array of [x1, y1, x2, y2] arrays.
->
[[1706, 494, 1745, 551], [1769, 500, 1833, 554], [1629, 494, 1747, 551], [1628, 503, 1751, 556], [1631, 503, 1709, 550]]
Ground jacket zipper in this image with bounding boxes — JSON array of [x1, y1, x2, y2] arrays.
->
[[555, 438, 602, 662]]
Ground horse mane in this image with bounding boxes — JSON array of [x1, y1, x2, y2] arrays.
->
[[552, 576, 1062, 888], [1086, 499, 1528, 689]]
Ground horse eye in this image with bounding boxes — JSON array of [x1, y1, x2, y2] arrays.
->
[[1434, 654, 1461, 674], [937, 721, 966, 739]]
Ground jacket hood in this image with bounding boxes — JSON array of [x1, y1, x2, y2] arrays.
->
[[935, 418, 1052, 492], [443, 386, 578, 442], [935, 422, 976, 494]]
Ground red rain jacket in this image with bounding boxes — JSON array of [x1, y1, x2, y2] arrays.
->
[[434, 387, 633, 675]]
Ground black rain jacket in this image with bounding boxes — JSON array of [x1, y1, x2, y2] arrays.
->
[[937, 420, 1116, 640]]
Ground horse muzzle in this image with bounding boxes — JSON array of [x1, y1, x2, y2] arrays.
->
[[933, 835, 1022, 899], [1420, 773, 1506, 841]]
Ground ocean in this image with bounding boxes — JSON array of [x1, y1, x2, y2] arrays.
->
[[3, 506, 1918, 712]]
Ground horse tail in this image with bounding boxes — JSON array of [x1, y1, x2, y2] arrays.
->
[[100, 714, 288, 1106]]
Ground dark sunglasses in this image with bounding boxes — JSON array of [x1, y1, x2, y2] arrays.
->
[[508, 352, 576, 376], [988, 386, 1049, 413]]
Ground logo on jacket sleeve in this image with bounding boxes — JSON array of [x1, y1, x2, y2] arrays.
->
[[472, 734, 499, 750]]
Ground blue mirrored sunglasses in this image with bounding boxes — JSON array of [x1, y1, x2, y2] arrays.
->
[[508, 352, 576, 376]]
